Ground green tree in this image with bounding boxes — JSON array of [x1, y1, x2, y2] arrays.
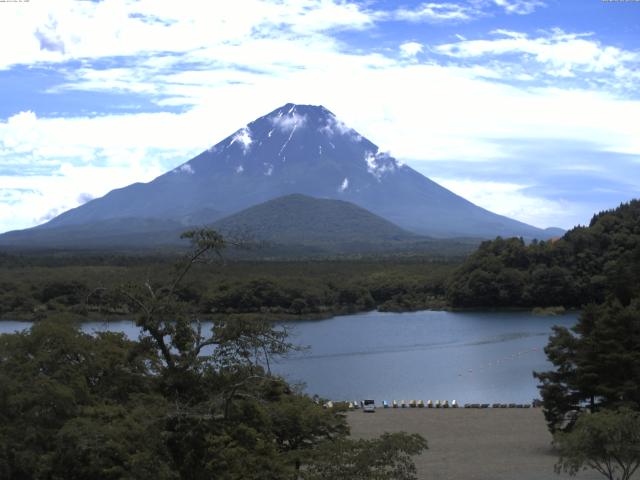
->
[[303, 432, 428, 480], [0, 317, 166, 479], [534, 300, 640, 432], [554, 409, 640, 480]]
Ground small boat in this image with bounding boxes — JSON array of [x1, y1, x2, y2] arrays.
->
[[324, 401, 333, 409], [443, 400, 450, 408], [392, 400, 398, 408], [427, 400, 433, 408], [418, 400, 424, 408], [401, 400, 407, 408], [383, 400, 390, 408], [353, 401, 360, 409], [435, 400, 441, 408], [347, 402, 354, 410], [451, 400, 458, 408], [409, 400, 417, 408]]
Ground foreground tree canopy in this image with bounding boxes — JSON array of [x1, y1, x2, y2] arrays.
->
[[0, 230, 427, 479], [554, 409, 640, 480], [533, 300, 640, 432]]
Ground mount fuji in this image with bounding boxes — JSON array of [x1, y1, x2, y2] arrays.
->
[[0, 103, 560, 249]]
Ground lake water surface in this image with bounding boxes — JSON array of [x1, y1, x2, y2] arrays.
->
[[0, 310, 578, 404]]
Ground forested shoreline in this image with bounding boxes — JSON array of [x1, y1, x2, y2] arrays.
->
[[2, 201, 639, 323], [0, 254, 455, 322], [448, 200, 640, 307]]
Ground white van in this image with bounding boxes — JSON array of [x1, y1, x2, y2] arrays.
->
[[363, 399, 376, 412]]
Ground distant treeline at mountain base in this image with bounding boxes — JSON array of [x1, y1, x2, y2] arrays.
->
[[0, 255, 455, 321]]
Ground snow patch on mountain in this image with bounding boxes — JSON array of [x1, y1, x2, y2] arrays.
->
[[279, 123, 298, 157], [271, 112, 307, 132], [229, 127, 253, 154]]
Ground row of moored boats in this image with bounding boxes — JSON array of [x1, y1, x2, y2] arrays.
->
[[322, 400, 535, 410]]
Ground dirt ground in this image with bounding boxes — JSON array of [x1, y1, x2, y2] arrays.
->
[[347, 407, 633, 480]]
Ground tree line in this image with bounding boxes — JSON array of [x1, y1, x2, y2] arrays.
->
[[0, 256, 454, 321], [447, 200, 640, 309]]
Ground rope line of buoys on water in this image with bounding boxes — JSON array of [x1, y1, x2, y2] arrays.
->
[[457, 346, 541, 378]]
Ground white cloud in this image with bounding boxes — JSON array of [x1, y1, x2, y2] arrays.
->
[[0, 0, 376, 70], [434, 29, 639, 80], [493, 0, 546, 15], [364, 151, 397, 180], [178, 164, 194, 174], [319, 114, 360, 141], [339, 177, 349, 192], [0, 163, 166, 233], [395, 2, 479, 22], [431, 177, 576, 229], [399, 42, 424, 58]]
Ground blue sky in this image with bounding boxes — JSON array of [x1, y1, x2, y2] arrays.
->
[[0, 0, 639, 233]]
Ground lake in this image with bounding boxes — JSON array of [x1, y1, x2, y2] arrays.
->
[[0, 310, 578, 404]]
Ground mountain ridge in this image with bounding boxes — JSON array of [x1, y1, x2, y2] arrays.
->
[[1, 102, 563, 248]]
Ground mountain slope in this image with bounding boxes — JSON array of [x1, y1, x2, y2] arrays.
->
[[1, 103, 560, 247], [212, 194, 417, 245]]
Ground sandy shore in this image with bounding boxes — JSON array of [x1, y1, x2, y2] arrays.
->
[[347, 408, 630, 480]]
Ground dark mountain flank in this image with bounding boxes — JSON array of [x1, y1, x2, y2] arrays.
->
[[212, 194, 416, 245], [0, 103, 560, 249]]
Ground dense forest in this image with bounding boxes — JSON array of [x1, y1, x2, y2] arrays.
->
[[494, 201, 640, 441], [0, 253, 456, 321], [447, 200, 640, 309]]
